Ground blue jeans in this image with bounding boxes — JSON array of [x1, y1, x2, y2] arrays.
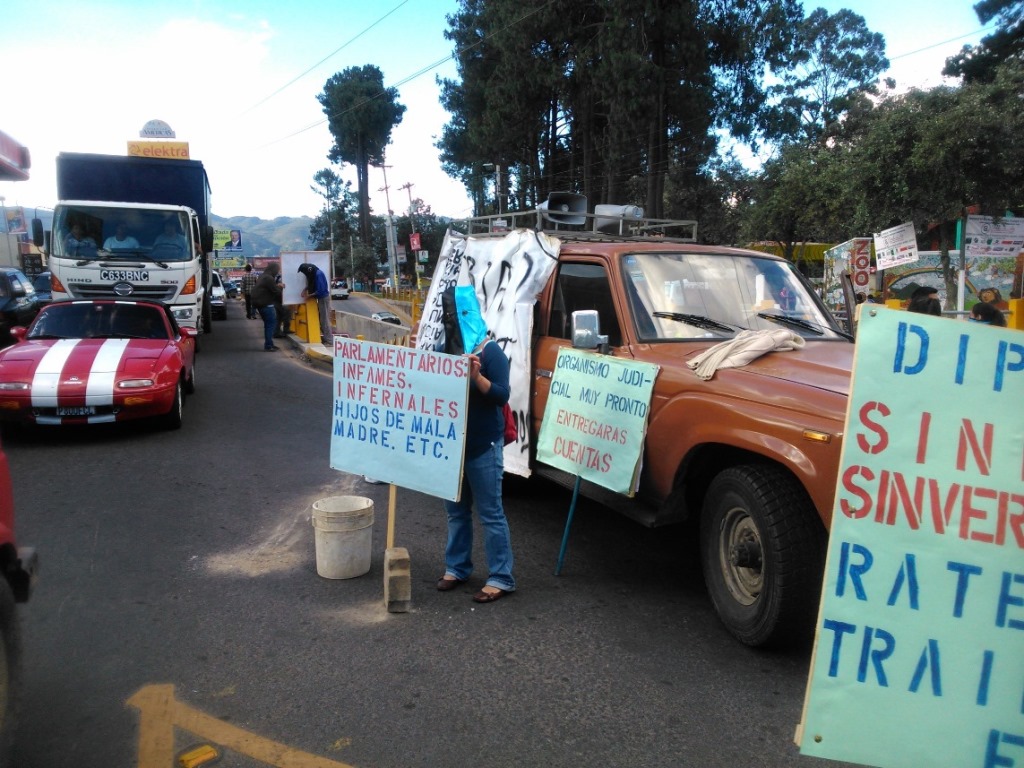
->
[[443, 442, 515, 591], [258, 305, 277, 349]]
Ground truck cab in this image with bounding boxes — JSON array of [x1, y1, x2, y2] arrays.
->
[[47, 201, 207, 332]]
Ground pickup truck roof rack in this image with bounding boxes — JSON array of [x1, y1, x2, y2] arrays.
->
[[453, 194, 698, 244]]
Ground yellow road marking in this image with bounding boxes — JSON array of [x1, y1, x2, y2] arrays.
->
[[128, 685, 355, 768]]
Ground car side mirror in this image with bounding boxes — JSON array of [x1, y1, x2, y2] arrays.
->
[[11, 327, 27, 343], [180, 326, 198, 340], [571, 309, 608, 353]]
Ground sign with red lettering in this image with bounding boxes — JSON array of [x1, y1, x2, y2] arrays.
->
[[849, 237, 872, 290], [331, 339, 470, 500], [536, 348, 658, 496], [798, 307, 1024, 768]]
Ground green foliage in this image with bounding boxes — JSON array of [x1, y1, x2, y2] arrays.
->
[[765, 8, 888, 143], [437, 0, 804, 218], [318, 65, 406, 244], [944, 0, 1024, 83]]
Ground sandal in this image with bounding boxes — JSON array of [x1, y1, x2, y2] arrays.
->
[[436, 576, 466, 592], [472, 588, 508, 603]]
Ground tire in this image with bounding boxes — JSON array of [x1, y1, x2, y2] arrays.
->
[[162, 381, 183, 430], [202, 297, 213, 334], [0, 578, 21, 762], [700, 464, 826, 648], [184, 358, 196, 395]]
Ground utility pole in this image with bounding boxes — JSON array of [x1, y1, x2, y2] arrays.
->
[[399, 182, 415, 231], [376, 163, 398, 292]]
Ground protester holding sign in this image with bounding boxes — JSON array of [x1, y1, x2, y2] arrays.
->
[[436, 287, 516, 603]]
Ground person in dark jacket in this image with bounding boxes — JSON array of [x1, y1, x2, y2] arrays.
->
[[250, 263, 283, 351], [435, 287, 515, 603]]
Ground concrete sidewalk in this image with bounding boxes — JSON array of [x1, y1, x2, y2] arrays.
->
[[282, 292, 414, 370]]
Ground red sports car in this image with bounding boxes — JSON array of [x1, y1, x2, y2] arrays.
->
[[0, 299, 197, 429]]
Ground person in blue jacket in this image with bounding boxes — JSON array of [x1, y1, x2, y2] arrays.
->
[[298, 263, 332, 346]]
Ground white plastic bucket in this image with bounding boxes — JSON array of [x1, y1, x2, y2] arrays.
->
[[311, 496, 374, 579]]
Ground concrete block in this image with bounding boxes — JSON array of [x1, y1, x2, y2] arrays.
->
[[384, 546, 411, 613]]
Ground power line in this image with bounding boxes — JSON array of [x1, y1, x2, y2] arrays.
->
[[888, 23, 996, 62], [260, 0, 558, 148], [242, 0, 412, 116]]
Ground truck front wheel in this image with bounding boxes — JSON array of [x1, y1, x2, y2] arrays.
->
[[700, 464, 825, 648]]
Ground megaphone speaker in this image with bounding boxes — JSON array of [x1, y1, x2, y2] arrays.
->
[[594, 204, 644, 234], [538, 192, 587, 226]]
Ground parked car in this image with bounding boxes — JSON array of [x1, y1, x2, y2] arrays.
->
[[223, 278, 240, 299], [0, 299, 197, 429], [371, 310, 402, 325], [0, 268, 42, 348], [31, 272, 52, 305], [210, 272, 227, 320], [0, 434, 36, 758], [330, 282, 350, 300]]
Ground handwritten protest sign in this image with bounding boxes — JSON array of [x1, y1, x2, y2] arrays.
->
[[417, 229, 560, 477], [536, 348, 659, 495], [330, 339, 469, 501], [798, 307, 1024, 768]]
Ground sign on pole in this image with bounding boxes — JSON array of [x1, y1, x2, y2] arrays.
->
[[797, 307, 1024, 768], [536, 348, 658, 496], [331, 339, 469, 501], [874, 222, 919, 271]]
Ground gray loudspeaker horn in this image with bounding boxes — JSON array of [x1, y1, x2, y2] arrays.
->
[[538, 192, 587, 226], [594, 204, 644, 234]]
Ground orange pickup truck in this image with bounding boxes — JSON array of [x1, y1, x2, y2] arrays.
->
[[454, 202, 855, 647]]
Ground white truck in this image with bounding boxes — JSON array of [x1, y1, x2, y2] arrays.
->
[[37, 153, 215, 339]]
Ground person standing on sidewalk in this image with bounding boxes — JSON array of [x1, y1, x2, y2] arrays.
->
[[241, 264, 258, 319], [297, 262, 332, 346], [250, 262, 283, 351]]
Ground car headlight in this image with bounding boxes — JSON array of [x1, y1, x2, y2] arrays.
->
[[118, 379, 155, 389], [0, 382, 29, 391], [172, 308, 193, 320]]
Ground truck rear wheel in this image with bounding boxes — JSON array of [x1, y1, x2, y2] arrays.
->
[[700, 464, 825, 648]]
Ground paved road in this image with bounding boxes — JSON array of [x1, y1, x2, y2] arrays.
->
[[4, 301, 852, 767]]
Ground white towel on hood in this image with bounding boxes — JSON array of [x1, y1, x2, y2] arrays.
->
[[686, 329, 805, 380]]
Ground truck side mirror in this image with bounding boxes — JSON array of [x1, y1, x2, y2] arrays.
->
[[32, 218, 44, 248], [571, 309, 606, 351]]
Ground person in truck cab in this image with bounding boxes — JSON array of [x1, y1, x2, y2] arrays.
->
[[64, 222, 97, 256], [103, 223, 140, 252], [152, 220, 187, 254]]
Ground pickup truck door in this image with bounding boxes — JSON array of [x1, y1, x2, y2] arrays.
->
[[532, 259, 634, 444]]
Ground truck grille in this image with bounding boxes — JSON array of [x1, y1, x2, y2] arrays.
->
[[67, 283, 178, 301]]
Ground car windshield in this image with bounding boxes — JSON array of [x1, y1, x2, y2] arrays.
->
[[620, 251, 847, 341], [52, 205, 193, 262], [28, 303, 170, 340]]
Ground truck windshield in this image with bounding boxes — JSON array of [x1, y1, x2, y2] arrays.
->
[[52, 206, 193, 262], [621, 251, 848, 341]]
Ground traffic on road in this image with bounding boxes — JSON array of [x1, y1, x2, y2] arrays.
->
[[0, 294, 855, 768]]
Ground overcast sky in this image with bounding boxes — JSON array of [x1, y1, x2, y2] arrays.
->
[[0, 0, 989, 222]]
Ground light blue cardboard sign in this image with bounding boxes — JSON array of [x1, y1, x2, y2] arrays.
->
[[799, 307, 1024, 768], [331, 339, 469, 501], [536, 348, 659, 495]]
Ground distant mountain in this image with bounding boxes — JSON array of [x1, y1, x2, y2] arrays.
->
[[211, 214, 317, 257]]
